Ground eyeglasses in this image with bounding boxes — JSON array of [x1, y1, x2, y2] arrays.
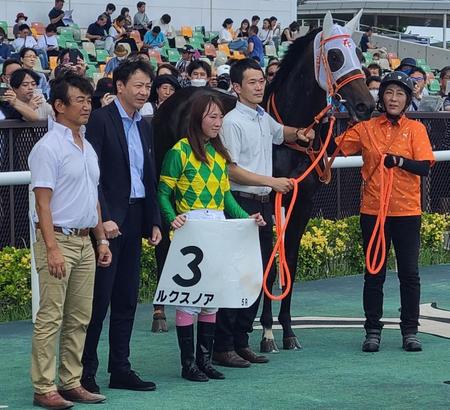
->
[[411, 76, 425, 82]]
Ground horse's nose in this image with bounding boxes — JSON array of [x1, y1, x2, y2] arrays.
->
[[355, 101, 374, 120]]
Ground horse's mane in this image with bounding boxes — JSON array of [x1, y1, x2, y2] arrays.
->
[[268, 27, 322, 93]]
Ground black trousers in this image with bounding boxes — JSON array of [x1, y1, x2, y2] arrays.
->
[[360, 214, 421, 335], [82, 201, 144, 376], [214, 195, 275, 352], [153, 219, 171, 310]]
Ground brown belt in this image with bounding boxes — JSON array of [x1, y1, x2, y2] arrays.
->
[[234, 191, 271, 203], [36, 223, 90, 237]]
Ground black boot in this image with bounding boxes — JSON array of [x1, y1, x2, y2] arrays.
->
[[176, 325, 209, 382], [362, 329, 381, 352], [196, 322, 225, 380], [402, 333, 422, 352]]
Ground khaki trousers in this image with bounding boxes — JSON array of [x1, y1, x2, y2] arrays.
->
[[31, 231, 96, 394]]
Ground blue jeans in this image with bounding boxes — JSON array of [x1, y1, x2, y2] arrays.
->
[[228, 39, 247, 53]]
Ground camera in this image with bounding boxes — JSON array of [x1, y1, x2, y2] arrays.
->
[[217, 74, 231, 91]]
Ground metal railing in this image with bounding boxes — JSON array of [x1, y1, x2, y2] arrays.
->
[[1, 113, 450, 249]]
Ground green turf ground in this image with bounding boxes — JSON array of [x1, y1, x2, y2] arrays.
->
[[1, 265, 449, 409]]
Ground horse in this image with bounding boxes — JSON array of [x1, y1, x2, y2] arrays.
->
[[151, 11, 375, 351]]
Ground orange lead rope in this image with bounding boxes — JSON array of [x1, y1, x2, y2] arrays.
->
[[365, 155, 394, 275]]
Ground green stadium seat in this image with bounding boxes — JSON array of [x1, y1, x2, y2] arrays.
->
[[79, 48, 93, 63], [0, 21, 8, 35], [150, 57, 158, 70], [363, 52, 372, 63], [85, 64, 97, 78], [195, 26, 205, 34], [59, 27, 75, 41], [65, 41, 78, 49], [421, 64, 432, 73], [416, 58, 426, 66], [95, 50, 109, 63], [167, 48, 181, 63], [192, 31, 205, 42], [189, 38, 204, 50], [428, 79, 441, 94], [56, 36, 66, 48]]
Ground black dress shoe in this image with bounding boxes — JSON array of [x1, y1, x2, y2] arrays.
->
[[80, 375, 100, 394], [109, 370, 156, 391], [212, 351, 251, 368], [236, 347, 269, 364]]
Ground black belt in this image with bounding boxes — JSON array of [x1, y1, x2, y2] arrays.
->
[[233, 191, 270, 203], [129, 198, 145, 204]]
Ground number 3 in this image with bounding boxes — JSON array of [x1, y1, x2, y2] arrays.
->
[[172, 246, 203, 287]]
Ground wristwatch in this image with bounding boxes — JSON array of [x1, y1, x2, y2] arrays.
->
[[97, 239, 110, 247]]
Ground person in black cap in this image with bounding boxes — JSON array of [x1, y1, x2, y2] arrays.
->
[[92, 77, 115, 110], [149, 74, 180, 111], [395, 57, 417, 75], [175, 45, 195, 77]]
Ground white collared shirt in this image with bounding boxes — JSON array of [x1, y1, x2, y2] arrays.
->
[[220, 101, 284, 195], [28, 120, 100, 228]]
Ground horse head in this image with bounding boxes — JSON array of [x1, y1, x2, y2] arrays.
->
[[316, 10, 375, 121]]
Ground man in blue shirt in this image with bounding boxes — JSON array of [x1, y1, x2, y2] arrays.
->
[[247, 25, 265, 67], [143, 26, 165, 50]]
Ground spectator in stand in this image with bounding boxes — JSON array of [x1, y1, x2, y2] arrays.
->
[[409, 67, 429, 111], [49, 0, 67, 29], [251, 15, 260, 28], [236, 19, 250, 38], [13, 13, 28, 38], [149, 74, 180, 111], [143, 26, 165, 50], [13, 25, 49, 70], [37, 24, 59, 58], [152, 14, 175, 47], [187, 60, 211, 87], [366, 75, 381, 103], [367, 63, 382, 77], [54, 48, 87, 78], [281, 21, 299, 43], [396, 57, 417, 75], [0, 66, 42, 121], [219, 18, 247, 53], [1, 59, 22, 85], [157, 63, 179, 78], [92, 77, 115, 110], [127, 49, 151, 62], [104, 44, 129, 76], [86, 14, 115, 56], [439, 66, 450, 111], [104, 3, 116, 32], [265, 59, 279, 83], [269, 16, 281, 48], [10, 69, 54, 119], [362, 65, 370, 79], [134, 1, 150, 40], [258, 18, 273, 46], [360, 27, 374, 53], [247, 25, 264, 67], [19, 48, 50, 97], [120, 7, 133, 30], [110, 15, 138, 52], [0, 28, 13, 63], [176, 44, 195, 77]]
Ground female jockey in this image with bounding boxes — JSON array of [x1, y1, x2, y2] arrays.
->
[[158, 92, 265, 382], [336, 72, 435, 352]]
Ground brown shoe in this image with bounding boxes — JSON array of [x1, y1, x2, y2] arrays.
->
[[59, 386, 106, 404], [33, 391, 73, 409], [212, 350, 251, 368], [236, 347, 269, 363]]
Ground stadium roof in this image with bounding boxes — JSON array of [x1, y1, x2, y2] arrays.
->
[[298, 1, 450, 15]]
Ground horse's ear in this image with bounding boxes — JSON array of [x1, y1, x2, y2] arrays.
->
[[344, 9, 363, 34], [322, 11, 334, 39]]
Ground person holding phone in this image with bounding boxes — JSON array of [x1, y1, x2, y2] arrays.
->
[[54, 48, 87, 78], [9, 68, 54, 119], [0, 80, 42, 121]]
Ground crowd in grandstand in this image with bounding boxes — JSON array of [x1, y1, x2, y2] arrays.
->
[[0, 2, 444, 409]]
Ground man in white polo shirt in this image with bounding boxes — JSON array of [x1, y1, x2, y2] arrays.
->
[[213, 58, 314, 368], [29, 72, 112, 410]]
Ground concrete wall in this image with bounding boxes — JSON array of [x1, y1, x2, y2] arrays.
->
[[1, 0, 297, 31]]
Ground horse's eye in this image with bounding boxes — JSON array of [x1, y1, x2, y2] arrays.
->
[[327, 48, 345, 72]]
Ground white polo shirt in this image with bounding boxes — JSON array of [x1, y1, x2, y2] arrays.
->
[[28, 120, 100, 228], [220, 101, 284, 195]]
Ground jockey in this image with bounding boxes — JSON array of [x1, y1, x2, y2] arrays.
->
[[158, 92, 265, 382], [336, 71, 435, 353]]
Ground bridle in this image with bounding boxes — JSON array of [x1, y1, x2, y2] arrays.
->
[[263, 31, 365, 301]]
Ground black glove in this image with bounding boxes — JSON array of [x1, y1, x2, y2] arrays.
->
[[384, 155, 401, 168]]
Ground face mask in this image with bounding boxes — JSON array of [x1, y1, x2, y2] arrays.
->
[[18, 19, 25, 24], [190, 79, 207, 87], [369, 89, 379, 102], [400, 68, 412, 76], [117, 55, 126, 61]]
